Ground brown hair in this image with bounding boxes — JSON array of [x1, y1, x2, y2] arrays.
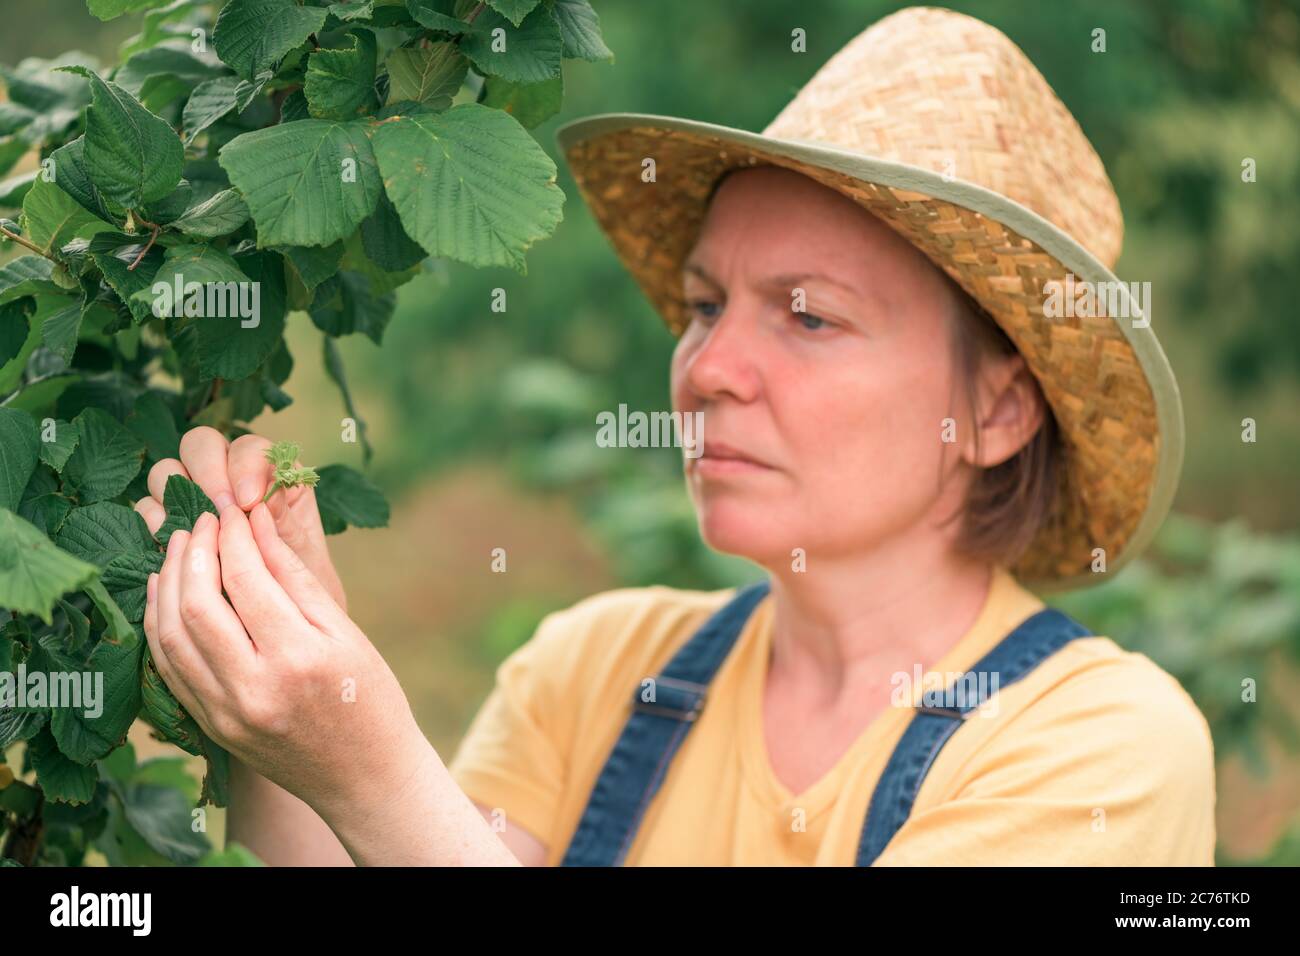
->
[[941, 279, 1063, 570]]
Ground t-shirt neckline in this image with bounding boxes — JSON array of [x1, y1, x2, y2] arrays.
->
[[734, 567, 1024, 821]]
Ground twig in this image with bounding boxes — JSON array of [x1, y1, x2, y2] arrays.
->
[[128, 213, 161, 271], [0, 224, 51, 260]]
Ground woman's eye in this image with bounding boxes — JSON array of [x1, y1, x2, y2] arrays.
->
[[793, 311, 829, 331], [688, 300, 722, 320]]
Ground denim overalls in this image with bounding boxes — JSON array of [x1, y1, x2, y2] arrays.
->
[[560, 579, 1092, 865]]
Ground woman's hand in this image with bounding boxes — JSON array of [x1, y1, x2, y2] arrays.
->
[[142, 502, 432, 829], [132, 426, 347, 612]]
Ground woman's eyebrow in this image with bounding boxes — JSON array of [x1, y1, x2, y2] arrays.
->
[[760, 271, 861, 296], [682, 264, 861, 298], [682, 262, 721, 288]]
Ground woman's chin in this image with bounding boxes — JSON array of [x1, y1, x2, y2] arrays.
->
[[693, 501, 789, 563]]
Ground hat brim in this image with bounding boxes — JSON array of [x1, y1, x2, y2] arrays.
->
[[554, 112, 1184, 592]]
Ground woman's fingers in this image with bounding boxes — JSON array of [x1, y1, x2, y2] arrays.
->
[[151, 531, 223, 725], [178, 512, 257, 683], [178, 426, 237, 511], [228, 433, 276, 510], [146, 458, 189, 504], [248, 503, 350, 634], [217, 504, 311, 651], [133, 496, 166, 535]]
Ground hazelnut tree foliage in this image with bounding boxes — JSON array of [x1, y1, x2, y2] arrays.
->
[[0, 0, 610, 866]]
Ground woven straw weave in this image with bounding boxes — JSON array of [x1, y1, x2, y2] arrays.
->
[[559, 7, 1166, 585]]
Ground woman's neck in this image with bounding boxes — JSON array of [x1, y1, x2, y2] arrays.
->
[[763, 542, 994, 703]]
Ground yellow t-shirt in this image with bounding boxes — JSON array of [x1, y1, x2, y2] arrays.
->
[[447, 566, 1217, 865]]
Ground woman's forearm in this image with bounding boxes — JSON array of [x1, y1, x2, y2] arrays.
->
[[227, 757, 356, 866], [312, 734, 521, 866]]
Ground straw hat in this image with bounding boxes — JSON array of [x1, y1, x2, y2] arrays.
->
[[553, 6, 1184, 591]]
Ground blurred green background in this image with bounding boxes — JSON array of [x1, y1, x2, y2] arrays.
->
[[6, 0, 1299, 865]]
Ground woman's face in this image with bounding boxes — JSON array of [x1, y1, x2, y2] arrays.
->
[[671, 165, 977, 568]]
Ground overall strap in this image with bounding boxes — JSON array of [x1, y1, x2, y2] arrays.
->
[[560, 580, 772, 866], [856, 606, 1092, 866]]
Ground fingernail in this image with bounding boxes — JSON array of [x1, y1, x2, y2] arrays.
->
[[235, 480, 257, 508], [213, 491, 236, 511], [147, 573, 158, 601]]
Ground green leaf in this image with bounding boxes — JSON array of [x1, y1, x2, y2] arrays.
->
[[139, 646, 233, 808], [49, 137, 120, 223], [360, 192, 425, 271], [309, 270, 394, 343], [280, 241, 343, 293], [0, 509, 99, 624], [370, 103, 563, 271], [49, 581, 143, 764], [57, 501, 161, 623], [58, 597, 92, 654], [406, 0, 472, 33], [0, 299, 31, 365], [156, 473, 217, 546], [56, 65, 184, 209], [88, 232, 165, 325], [0, 169, 38, 207], [314, 463, 388, 534], [0, 256, 58, 305], [213, 0, 331, 80], [87, 0, 172, 20], [304, 29, 379, 120], [118, 781, 209, 863], [122, 0, 212, 59], [125, 389, 182, 461], [182, 72, 271, 145], [169, 187, 250, 237], [0, 406, 40, 511], [322, 335, 372, 464], [140, 650, 202, 757], [329, 1, 375, 23], [459, 4, 562, 84], [143, 179, 194, 224], [114, 44, 225, 99], [384, 42, 466, 109], [19, 176, 113, 258], [0, 54, 95, 144], [552, 0, 613, 61], [38, 418, 80, 473], [29, 727, 98, 804], [61, 407, 147, 504], [0, 706, 48, 749], [36, 295, 89, 366], [133, 240, 246, 319], [219, 119, 382, 247], [17, 465, 74, 536], [482, 73, 562, 129], [278, 90, 310, 123], [487, 0, 541, 28], [194, 248, 286, 380]]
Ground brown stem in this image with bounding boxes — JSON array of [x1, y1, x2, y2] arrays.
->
[[0, 224, 51, 260], [127, 213, 162, 271], [464, 2, 486, 26]]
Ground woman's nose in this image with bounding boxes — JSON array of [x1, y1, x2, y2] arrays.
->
[[678, 300, 762, 404]]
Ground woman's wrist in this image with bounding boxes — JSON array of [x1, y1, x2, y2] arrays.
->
[[309, 723, 517, 866]]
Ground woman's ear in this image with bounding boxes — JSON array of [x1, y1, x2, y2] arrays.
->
[[962, 352, 1046, 468]]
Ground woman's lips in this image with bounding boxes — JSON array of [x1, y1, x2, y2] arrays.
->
[[690, 441, 775, 477]]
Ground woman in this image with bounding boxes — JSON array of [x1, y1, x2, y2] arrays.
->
[[134, 8, 1215, 866]]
